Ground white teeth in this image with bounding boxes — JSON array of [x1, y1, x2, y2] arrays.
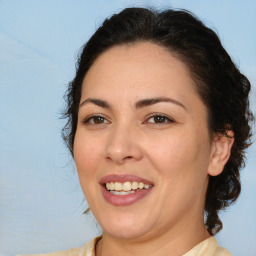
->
[[110, 182, 115, 190], [144, 184, 150, 189], [114, 182, 122, 191], [131, 181, 139, 190], [138, 182, 144, 189], [123, 182, 132, 191], [105, 181, 151, 192], [110, 190, 135, 195]]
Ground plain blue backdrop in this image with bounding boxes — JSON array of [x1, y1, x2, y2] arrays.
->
[[0, 1, 255, 255]]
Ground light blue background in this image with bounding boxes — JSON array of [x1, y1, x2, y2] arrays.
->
[[0, 1, 255, 255]]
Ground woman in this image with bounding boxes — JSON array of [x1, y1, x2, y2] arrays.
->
[[33, 7, 253, 256]]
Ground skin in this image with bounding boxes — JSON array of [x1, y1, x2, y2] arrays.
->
[[73, 42, 234, 256]]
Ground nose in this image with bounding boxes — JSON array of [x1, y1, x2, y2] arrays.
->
[[104, 124, 143, 164]]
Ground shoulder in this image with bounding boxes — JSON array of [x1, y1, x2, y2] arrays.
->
[[19, 247, 80, 256], [184, 237, 232, 256], [214, 245, 232, 256], [18, 236, 101, 256], [209, 237, 232, 256]]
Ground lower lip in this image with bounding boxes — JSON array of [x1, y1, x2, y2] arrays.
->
[[101, 186, 153, 206]]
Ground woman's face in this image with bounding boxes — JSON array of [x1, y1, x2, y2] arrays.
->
[[74, 42, 215, 240]]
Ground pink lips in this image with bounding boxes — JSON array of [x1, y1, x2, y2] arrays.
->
[[100, 174, 154, 206]]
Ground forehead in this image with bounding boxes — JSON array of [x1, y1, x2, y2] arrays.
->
[[81, 42, 202, 110], [84, 42, 193, 84]]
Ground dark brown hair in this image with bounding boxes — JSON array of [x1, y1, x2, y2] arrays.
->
[[62, 7, 254, 235]]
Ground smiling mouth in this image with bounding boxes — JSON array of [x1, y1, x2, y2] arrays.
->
[[100, 174, 154, 205], [105, 181, 152, 195]]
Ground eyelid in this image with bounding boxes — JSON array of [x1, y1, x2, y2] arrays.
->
[[144, 113, 174, 124], [82, 114, 110, 125]]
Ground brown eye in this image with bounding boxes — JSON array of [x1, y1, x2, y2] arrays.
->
[[146, 114, 173, 124], [153, 116, 167, 123], [92, 116, 105, 124], [83, 116, 108, 125]]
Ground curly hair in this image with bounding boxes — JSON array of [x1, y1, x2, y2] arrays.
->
[[62, 7, 254, 235]]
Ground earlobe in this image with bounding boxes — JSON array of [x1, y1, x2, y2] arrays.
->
[[208, 130, 234, 176]]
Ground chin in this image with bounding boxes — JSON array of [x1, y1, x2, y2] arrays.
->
[[103, 223, 151, 240], [96, 210, 154, 240]]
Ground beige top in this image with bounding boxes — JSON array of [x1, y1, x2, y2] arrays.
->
[[22, 236, 232, 256]]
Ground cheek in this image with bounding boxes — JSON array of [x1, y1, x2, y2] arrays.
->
[[73, 131, 103, 180], [146, 133, 194, 168], [73, 133, 104, 206], [145, 128, 211, 181]]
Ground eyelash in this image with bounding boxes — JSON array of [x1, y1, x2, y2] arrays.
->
[[145, 113, 174, 125], [83, 115, 109, 125], [83, 113, 174, 126]]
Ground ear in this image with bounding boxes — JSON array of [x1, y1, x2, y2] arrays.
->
[[208, 130, 234, 176]]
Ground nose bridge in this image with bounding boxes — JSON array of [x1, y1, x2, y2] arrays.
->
[[104, 121, 143, 163]]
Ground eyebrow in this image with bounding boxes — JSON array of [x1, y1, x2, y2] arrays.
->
[[79, 97, 186, 110], [80, 98, 111, 108], [135, 97, 186, 110]]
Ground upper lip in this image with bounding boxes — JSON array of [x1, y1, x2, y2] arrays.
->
[[99, 174, 154, 185]]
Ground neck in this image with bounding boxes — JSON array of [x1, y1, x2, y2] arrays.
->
[[96, 219, 210, 256]]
